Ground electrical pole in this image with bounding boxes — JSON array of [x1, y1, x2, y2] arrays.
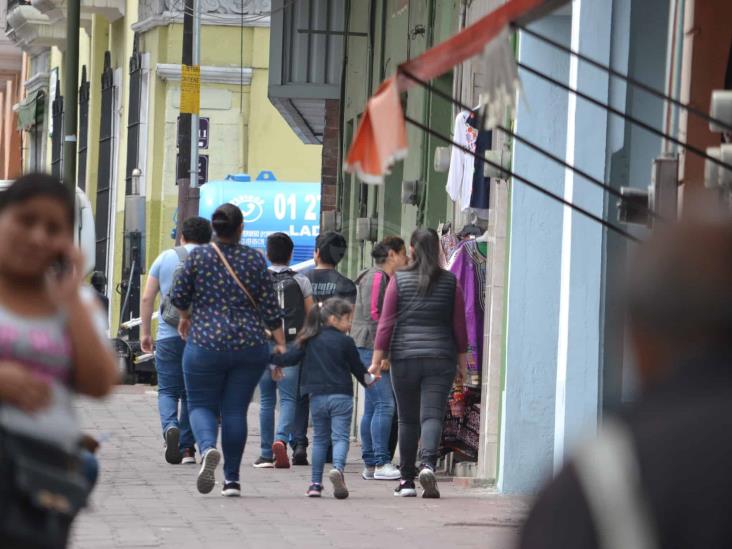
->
[[190, 0, 200, 189], [62, 0, 80, 190]]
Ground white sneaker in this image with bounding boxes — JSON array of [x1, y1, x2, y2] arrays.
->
[[362, 466, 375, 480], [197, 448, 221, 494], [374, 463, 401, 480]]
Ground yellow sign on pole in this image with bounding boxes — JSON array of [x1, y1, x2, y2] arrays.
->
[[180, 64, 200, 114]]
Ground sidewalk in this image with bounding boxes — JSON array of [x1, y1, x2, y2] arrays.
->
[[71, 385, 529, 549]]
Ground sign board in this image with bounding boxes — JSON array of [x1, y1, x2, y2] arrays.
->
[[176, 154, 209, 184], [179, 65, 200, 114], [177, 116, 209, 149], [199, 180, 321, 264]]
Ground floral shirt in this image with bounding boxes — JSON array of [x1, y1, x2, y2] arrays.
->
[[171, 243, 282, 351]]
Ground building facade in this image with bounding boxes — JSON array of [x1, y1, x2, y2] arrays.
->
[[5, 0, 322, 331]]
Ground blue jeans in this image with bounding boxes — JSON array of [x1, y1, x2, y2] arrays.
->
[[183, 342, 268, 482], [310, 394, 353, 484], [155, 336, 195, 450], [358, 348, 396, 467], [80, 449, 99, 491], [258, 358, 300, 459]]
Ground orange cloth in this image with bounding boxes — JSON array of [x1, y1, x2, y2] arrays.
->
[[344, 0, 547, 184]]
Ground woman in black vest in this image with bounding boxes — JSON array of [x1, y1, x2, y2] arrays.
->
[[370, 228, 468, 498]]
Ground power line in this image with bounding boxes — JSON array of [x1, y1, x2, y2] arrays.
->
[[513, 22, 732, 134], [402, 113, 640, 243]]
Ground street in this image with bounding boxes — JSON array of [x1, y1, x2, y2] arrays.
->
[[70, 385, 528, 549]]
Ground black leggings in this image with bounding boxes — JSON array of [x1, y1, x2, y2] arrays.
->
[[391, 358, 456, 480]]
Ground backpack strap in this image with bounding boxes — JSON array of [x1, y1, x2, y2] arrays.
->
[[173, 246, 189, 262]]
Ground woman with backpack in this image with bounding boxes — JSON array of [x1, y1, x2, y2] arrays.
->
[[351, 236, 407, 481], [171, 204, 287, 497], [370, 228, 468, 499]]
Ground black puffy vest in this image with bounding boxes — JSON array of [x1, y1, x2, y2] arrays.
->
[[390, 269, 457, 361]]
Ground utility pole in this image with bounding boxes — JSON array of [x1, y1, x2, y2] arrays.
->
[[62, 0, 80, 190], [175, 0, 198, 242], [190, 0, 200, 189]]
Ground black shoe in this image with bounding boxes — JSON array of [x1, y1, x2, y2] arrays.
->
[[253, 456, 274, 469], [418, 467, 440, 499], [394, 480, 417, 497], [164, 427, 182, 464], [221, 481, 241, 497], [292, 444, 309, 466]]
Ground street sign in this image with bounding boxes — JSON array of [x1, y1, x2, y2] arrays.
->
[[179, 64, 200, 114], [177, 116, 209, 149], [176, 153, 209, 184]]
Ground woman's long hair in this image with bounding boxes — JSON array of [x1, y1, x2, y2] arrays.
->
[[296, 297, 354, 346], [404, 228, 442, 295]]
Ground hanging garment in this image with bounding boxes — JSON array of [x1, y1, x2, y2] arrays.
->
[[446, 111, 478, 211], [440, 230, 460, 266], [468, 113, 492, 211]]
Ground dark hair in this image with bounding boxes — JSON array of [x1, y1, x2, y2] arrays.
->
[[405, 228, 442, 295], [212, 203, 243, 240], [315, 231, 347, 266], [0, 173, 75, 226], [181, 216, 212, 244], [371, 235, 405, 265], [91, 271, 106, 292], [296, 297, 353, 346], [267, 232, 294, 264]]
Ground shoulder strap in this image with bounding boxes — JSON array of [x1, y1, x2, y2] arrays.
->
[[174, 246, 189, 262], [210, 242, 258, 311]]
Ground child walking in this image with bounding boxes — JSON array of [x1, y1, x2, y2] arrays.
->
[[272, 298, 376, 499]]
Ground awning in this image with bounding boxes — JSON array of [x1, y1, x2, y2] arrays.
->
[[16, 90, 46, 131], [344, 0, 568, 184]]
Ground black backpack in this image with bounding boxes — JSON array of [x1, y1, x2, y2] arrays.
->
[[272, 270, 306, 341]]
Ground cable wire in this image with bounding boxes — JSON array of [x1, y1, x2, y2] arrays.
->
[[513, 22, 732, 134]]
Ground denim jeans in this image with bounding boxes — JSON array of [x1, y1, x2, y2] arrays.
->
[[391, 358, 456, 481], [310, 394, 353, 484], [258, 354, 300, 459], [155, 336, 195, 450], [183, 342, 268, 482], [292, 389, 310, 448], [358, 348, 396, 467]]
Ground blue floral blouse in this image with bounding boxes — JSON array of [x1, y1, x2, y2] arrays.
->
[[171, 243, 282, 351]]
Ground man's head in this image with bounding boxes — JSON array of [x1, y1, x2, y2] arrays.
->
[[181, 216, 212, 245], [627, 208, 732, 387], [314, 231, 347, 268], [267, 232, 294, 265]]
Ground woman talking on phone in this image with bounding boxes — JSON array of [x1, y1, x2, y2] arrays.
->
[[171, 203, 287, 497], [0, 174, 118, 548]]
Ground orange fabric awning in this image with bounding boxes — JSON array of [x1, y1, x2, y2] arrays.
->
[[344, 0, 550, 184]]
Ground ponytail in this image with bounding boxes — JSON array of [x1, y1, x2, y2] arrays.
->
[[296, 297, 354, 346]]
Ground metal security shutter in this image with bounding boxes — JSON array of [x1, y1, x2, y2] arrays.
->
[[50, 77, 63, 179], [94, 52, 114, 274], [78, 66, 90, 191]]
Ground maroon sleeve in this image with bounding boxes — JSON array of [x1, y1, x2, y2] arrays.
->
[[373, 277, 399, 353], [452, 283, 469, 353]]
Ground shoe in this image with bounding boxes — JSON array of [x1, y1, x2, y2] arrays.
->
[[394, 480, 417, 497], [181, 448, 196, 465], [328, 469, 349, 500], [164, 427, 182, 464], [418, 467, 440, 499], [221, 481, 241, 497], [306, 483, 322, 497], [292, 444, 308, 466], [196, 449, 221, 494], [272, 441, 291, 469], [374, 463, 401, 480], [362, 466, 375, 480], [253, 456, 275, 468]]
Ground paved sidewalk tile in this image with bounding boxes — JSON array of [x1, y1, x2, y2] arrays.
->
[[70, 385, 528, 549]]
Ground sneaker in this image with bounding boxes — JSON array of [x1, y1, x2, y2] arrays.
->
[[292, 444, 308, 466], [328, 469, 349, 500], [253, 456, 275, 469], [221, 481, 241, 497], [181, 448, 196, 465], [196, 448, 221, 494], [418, 467, 440, 499], [306, 483, 322, 497], [272, 440, 291, 469], [374, 463, 401, 480], [394, 480, 417, 497], [164, 427, 182, 464], [362, 466, 375, 480]]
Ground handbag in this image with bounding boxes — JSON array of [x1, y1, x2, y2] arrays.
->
[[0, 426, 90, 549], [210, 242, 260, 312]]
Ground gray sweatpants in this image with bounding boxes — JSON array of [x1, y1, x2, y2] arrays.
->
[[391, 357, 456, 480]]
